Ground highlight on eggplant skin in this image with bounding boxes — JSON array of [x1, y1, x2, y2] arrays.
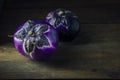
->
[[14, 20, 58, 60], [46, 8, 80, 41]]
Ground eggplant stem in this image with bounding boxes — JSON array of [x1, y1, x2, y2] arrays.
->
[[8, 35, 14, 38]]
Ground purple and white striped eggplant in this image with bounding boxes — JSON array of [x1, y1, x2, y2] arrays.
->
[[46, 8, 80, 41], [14, 20, 58, 60]]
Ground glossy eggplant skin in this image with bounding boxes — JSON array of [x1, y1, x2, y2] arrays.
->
[[46, 8, 80, 41], [14, 20, 58, 60]]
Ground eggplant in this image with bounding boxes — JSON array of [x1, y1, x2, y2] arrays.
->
[[14, 20, 58, 60], [46, 8, 80, 41]]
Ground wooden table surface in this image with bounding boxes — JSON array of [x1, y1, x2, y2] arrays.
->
[[0, 0, 120, 79], [0, 24, 120, 79]]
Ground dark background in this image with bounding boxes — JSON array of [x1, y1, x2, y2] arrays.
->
[[0, 0, 120, 43], [0, 0, 120, 79]]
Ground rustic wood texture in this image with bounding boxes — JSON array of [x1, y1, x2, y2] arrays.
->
[[0, 0, 120, 79]]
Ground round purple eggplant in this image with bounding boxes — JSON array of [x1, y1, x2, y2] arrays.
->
[[46, 8, 80, 41], [14, 20, 58, 60]]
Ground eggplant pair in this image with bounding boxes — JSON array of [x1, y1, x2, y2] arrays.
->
[[14, 9, 80, 60]]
